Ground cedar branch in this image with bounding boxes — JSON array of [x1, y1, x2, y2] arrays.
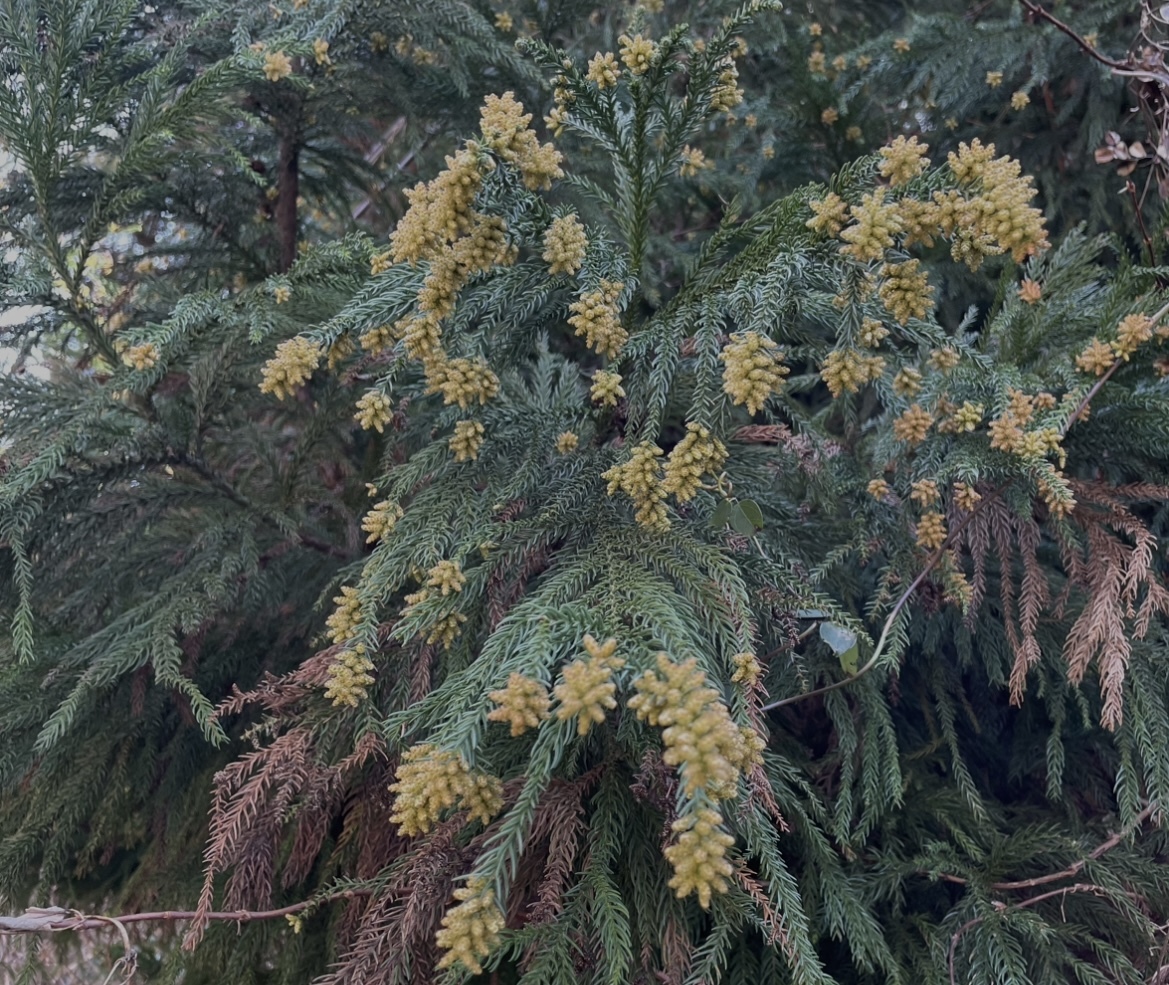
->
[[763, 295, 1169, 714]]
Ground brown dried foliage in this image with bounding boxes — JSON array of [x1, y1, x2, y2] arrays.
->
[[955, 480, 1169, 730], [525, 773, 599, 926], [184, 655, 387, 950], [320, 817, 473, 985], [487, 544, 549, 631]]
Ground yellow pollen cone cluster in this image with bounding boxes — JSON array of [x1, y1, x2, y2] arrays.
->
[[488, 673, 551, 736], [878, 260, 935, 325], [590, 370, 625, 407], [426, 559, 466, 596], [260, 337, 322, 400], [720, 332, 789, 414], [602, 441, 669, 530], [354, 391, 393, 432], [554, 635, 624, 735], [839, 187, 904, 262], [662, 423, 727, 502], [587, 51, 621, 88], [916, 511, 947, 550], [324, 646, 375, 707], [542, 214, 588, 276], [362, 500, 403, 544], [325, 586, 362, 645], [821, 348, 885, 397], [663, 807, 735, 909], [619, 33, 657, 75], [434, 877, 506, 974], [878, 135, 930, 187], [389, 745, 503, 837], [807, 192, 849, 237], [122, 342, 158, 371], [449, 419, 486, 461], [893, 404, 933, 445], [568, 280, 627, 358], [628, 652, 754, 800]]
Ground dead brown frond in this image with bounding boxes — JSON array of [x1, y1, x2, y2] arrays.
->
[[409, 645, 435, 704], [486, 544, 549, 632], [955, 480, 1169, 730], [320, 817, 472, 985], [526, 776, 596, 925], [658, 916, 694, 985], [1060, 481, 1169, 729], [184, 727, 315, 949], [735, 861, 794, 957], [213, 649, 334, 721], [731, 424, 793, 445], [184, 724, 386, 950], [953, 493, 1045, 704]]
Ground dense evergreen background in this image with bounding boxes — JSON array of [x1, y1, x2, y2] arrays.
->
[[2, 1, 1169, 983]]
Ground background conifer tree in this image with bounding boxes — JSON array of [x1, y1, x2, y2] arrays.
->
[[4, 2, 1169, 984]]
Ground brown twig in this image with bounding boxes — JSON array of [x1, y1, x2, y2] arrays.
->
[[948, 883, 1115, 985], [943, 803, 1159, 982], [760, 485, 996, 714], [1016, 0, 1129, 70], [1128, 179, 1157, 266], [929, 803, 1156, 890], [0, 890, 371, 937]]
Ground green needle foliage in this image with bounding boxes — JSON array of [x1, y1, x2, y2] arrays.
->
[[3, 1, 1169, 984]]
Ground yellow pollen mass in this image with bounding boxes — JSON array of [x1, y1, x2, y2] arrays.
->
[[878, 260, 935, 325], [893, 404, 934, 445], [910, 479, 940, 506], [326, 585, 362, 645], [362, 500, 403, 544], [587, 51, 621, 88], [263, 51, 293, 81], [569, 280, 626, 358], [449, 419, 486, 461], [619, 33, 657, 75], [542, 214, 588, 276], [840, 187, 904, 262], [821, 348, 885, 397], [720, 332, 789, 413], [260, 337, 321, 400], [554, 635, 624, 734], [628, 652, 756, 800], [806, 192, 850, 237], [662, 422, 727, 502], [426, 559, 466, 596], [590, 370, 625, 407], [954, 482, 981, 511], [354, 390, 393, 432], [488, 673, 551, 736], [389, 746, 503, 838], [324, 648, 375, 707], [879, 135, 930, 187], [602, 441, 669, 530], [916, 511, 947, 550], [122, 342, 159, 372], [664, 807, 736, 908], [679, 145, 713, 178], [435, 877, 506, 975]]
